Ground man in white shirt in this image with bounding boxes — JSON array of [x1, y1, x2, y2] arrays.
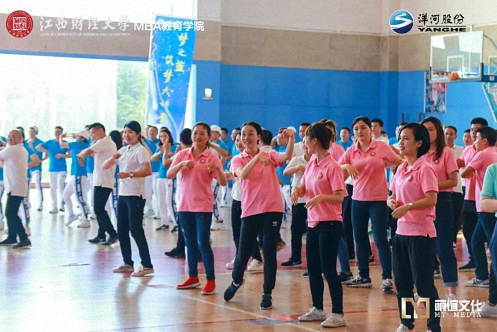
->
[[78, 123, 118, 245], [371, 118, 390, 144], [0, 130, 32, 248]]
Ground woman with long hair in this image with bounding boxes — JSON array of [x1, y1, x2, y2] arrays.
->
[[388, 123, 440, 332], [421, 116, 458, 298], [223, 121, 294, 309], [103, 121, 154, 277], [338, 116, 402, 292], [167, 122, 227, 295], [293, 121, 347, 328]]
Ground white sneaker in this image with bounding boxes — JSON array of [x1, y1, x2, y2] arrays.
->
[[77, 220, 91, 228], [90, 214, 97, 220], [49, 208, 58, 214], [144, 210, 154, 217], [113, 263, 134, 273], [321, 313, 346, 328], [37, 203, 43, 211], [382, 278, 394, 293], [473, 301, 497, 317], [210, 220, 224, 231], [66, 214, 79, 226], [395, 324, 413, 332], [465, 277, 489, 287], [226, 258, 235, 270], [298, 307, 326, 321], [131, 265, 154, 277], [247, 259, 264, 273], [446, 293, 457, 302]]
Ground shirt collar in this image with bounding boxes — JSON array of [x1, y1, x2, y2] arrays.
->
[[353, 138, 376, 152]]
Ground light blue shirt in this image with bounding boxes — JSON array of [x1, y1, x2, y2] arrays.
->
[[41, 139, 69, 172]]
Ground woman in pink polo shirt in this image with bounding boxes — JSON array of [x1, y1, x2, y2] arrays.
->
[[293, 121, 347, 328], [421, 116, 458, 297], [338, 116, 402, 291], [224, 121, 294, 310], [388, 122, 440, 332], [167, 122, 227, 295]]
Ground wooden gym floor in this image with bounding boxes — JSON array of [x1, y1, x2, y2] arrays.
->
[[0, 198, 496, 331]]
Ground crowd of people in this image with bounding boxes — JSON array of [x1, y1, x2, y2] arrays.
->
[[1, 116, 497, 331]]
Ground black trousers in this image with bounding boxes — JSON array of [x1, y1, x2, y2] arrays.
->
[[290, 203, 307, 262], [342, 184, 355, 258], [94, 186, 117, 238], [5, 194, 27, 242], [232, 212, 282, 294], [451, 192, 464, 243], [117, 196, 152, 268], [307, 221, 343, 314], [462, 200, 478, 263], [393, 235, 440, 332], [231, 199, 261, 261]]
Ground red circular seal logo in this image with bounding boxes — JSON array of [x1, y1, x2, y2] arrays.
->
[[6, 10, 34, 38]]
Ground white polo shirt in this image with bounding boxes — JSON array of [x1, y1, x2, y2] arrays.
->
[[116, 143, 149, 197], [0, 143, 28, 196], [92, 136, 117, 189]]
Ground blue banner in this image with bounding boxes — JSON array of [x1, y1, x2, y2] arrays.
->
[[146, 16, 196, 141]]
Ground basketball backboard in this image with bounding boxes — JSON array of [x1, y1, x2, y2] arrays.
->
[[430, 31, 483, 83]]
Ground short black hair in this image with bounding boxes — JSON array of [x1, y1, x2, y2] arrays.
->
[[180, 128, 192, 145], [445, 125, 457, 134], [464, 129, 471, 134], [477, 126, 497, 146], [300, 122, 311, 127], [89, 123, 106, 133], [471, 117, 488, 127], [109, 130, 123, 150], [340, 127, 351, 134], [352, 116, 371, 128], [371, 118, 384, 127], [221, 127, 229, 134], [261, 129, 273, 146], [55, 126, 63, 131]]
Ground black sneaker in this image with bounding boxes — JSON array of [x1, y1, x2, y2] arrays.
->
[[434, 269, 442, 278], [0, 238, 17, 246], [459, 262, 476, 272], [165, 247, 185, 258], [281, 259, 302, 267], [171, 225, 179, 233], [102, 236, 118, 246], [260, 294, 272, 310], [303, 271, 309, 278], [156, 224, 169, 231], [369, 255, 375, 265], [338, 272, 354, 283], [12, 239, 32, 249], [344, 275, 372, 288], [88, 236, 106, 244], [224, 281, 242, 301]]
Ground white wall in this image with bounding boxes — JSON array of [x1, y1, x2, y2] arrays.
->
[[221, 0, 383, 35]]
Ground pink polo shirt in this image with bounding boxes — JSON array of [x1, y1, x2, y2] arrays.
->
[[171, 147, 223, 212], [338, 139, 398, 201], [467, 147, 497, 212], [232, 150, 284, 218], [422, 146, 458, 193], [461, 145, 478, 201], [301, 154, 345, 228], [390, 158, 438, 237], [328, 143, 345, 161]]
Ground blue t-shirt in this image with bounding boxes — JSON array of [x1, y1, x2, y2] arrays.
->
[[24, 141, 37, 179], [69, 141, 90, 176], [338, 139, 352, 151], [41, 139, 69, 172], [157, 144, 178, 179], [146, 138, 160, 173], [26, 138, 44, 172], [86, 138, 94, 174], [276, 145, 291, 186]]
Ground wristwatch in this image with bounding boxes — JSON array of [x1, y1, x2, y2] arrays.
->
[[408, 202, 413, 210], [130, 172, 134, 178]]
